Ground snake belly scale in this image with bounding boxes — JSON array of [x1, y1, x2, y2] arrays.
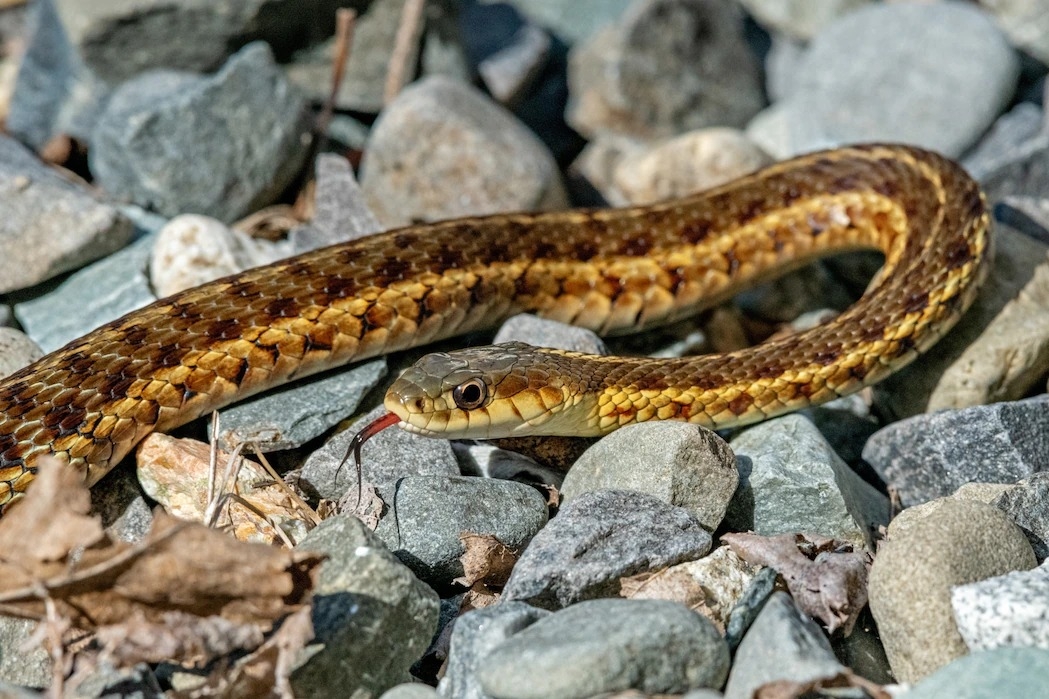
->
[[0, 144, 989, 507]]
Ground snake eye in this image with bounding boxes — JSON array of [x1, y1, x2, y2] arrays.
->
[[452, 378, 488, 410]]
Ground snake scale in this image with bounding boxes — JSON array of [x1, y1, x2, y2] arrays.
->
[[0, 144, 989, 508]]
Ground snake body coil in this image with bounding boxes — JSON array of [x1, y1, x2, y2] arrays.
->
[[0, 144, 990, 506]]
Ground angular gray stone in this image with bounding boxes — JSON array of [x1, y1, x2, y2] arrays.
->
[[14, 232, 156, 353], [378, 684, 439, 699], [567, 0, 764, 140], [90, 42, 309, 222], [724, 567, 778, 652], [738, 0, 872, 40], [298, 404, 461, 502], [952, 560, 1049, 652], [483, 0, 633, 44], [868, 498, 1037, 683], [725, 414, 889, 550], [292, 515, 441, 699], [993, 471, 1049, 560], [786, 2, 1018, 157], [209, 359, 388, 454], [91, 466, 153, 544], [374, 475, 548, 588], [962, 102, 1046, 181], [898, 647, 1049, 699], [0, 133, 133, 293], [501, 489, 712, 609], [723, 592, 844, 699], [294, 154, 383, 254], [361, 76, 566, 228], [439, 602, 550, 699], [478, 599, 729, 698], [493, 314, 607, 355], [562, 422, 738, 531], [862, 396, 1049, 508], [0, 328, 42, 381]]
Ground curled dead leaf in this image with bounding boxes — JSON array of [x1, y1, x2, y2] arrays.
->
[[721, 532, 870, 635]]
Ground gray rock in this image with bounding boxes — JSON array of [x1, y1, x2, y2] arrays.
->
[[90, 42, 309, 222], [951, 559, 1049, 652], [831, 609, 893, 686], [294, 154, 383, 254], [501, 489, 712, 609], [478, 23, 552, 105], [453, 442, 565, 486], [993, 471, 1049, 560], [493, 314, 607, 355], [897, 647, 1049, 699], [478, 599, 729, 697], [285, 0, 425, 114], [5, 0, 108, 149], [299, 404, 461, 502], [291, 515, 441, 699], [91, 466, 153, 544], [562, 422, 738, 531], [981, 0, 1049, 65], [54, 0, 349, 83], [379, 684, 439, 699], [0, 133, 133, 293], [14, 232, 156, 353], [0, 329, 42, 381], [862, 396, 1049, 508], [482, 0, 633, 44], [962, 102, 1046, 180], [0, 681, 41, 698], [764, 36, 805, 104], [566, 0, 764, 140], [440, 602, 550, 699], [979, 126, 1049, 207], [995, 195, 1049, 246], [725, 414, 889, 550], [209, 359, 388, 454], [360, 76, 566, 228], [374, 475, 548, 588], [0, 617, 50, 688], [868, 498, 1036, 683], [786, 2, 1018, 157], [723, 592, 843, 699]]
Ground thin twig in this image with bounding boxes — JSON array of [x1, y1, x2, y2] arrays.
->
[[204, 442, 248, 528], [383, 0, 426, 104], [254, 450, 321, 528], [315, 8, 358, 152]]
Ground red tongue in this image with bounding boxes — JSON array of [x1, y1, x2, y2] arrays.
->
[[342, 412, 401, 509]]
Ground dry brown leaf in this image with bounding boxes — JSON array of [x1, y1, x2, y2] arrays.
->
[[173, 606, 314, 699], [754, 670, 890, 699], [136, 433, 311, 544], [455, 533, 518, 589], [619, 567, 717, 625], [95, 611, 265, 667], [721, 532, 870, 635], [0, 459, 325, 632]]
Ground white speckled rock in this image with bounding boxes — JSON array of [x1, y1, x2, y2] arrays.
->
[[868, 498, 1037, 683], [150, 214, 293, 297], [952, 559, 1049, 652]]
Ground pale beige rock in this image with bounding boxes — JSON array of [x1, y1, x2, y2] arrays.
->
[[744, 103, 795, 160], [0, 328, 42, 380], [361, 76, 566, 227], [868, 498, 1036, 682], [874, 224, 1049, 420], [611, 128, 772, 205], [570, 133, 648, 205], [928, 250, 1049, 411], [952, 481, 1018, 505], [672, 546, 762, 630], [150, 214, 292, 298], [737, 0, 873, 40], [981, 0, 1049, 64]]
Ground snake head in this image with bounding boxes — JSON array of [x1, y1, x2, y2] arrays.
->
[[384, 341, 575, 439]]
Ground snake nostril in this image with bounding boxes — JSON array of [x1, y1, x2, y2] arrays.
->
[[413, 397, 425, 412]]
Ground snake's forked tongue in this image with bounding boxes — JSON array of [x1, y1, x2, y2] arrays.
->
[[348, 411, 401, 468]]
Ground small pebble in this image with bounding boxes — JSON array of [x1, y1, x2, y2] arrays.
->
[[502, 489, 712, 609], [477, 599, 729, 698], [562, 422, 738, 531], [868, 498, 1036, 682]]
